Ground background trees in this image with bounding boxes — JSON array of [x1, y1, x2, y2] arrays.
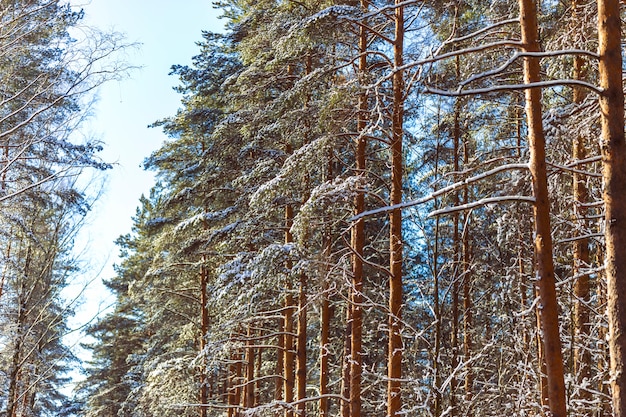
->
[[0, 1, 131, 416], [79, 1, 626, 417]]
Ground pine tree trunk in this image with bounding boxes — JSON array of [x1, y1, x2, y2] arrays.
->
[[244, 326, 255, 409], [319, 267, 331, 417], [519, 1, 566, 415], [535, 285, 549, 413], [340, 306, 351, 417], [597, 254, 611, 417], [450, 56, 462, 417], [275, 313, 285, 404], [572, 30, 591, 409], [228, 357, 236, 417], [0, 238, 11, 302], [7, 321, 23, 417], [433, 215, 442, 417], [256, 344, 262, 406], [597, 0, 626, 415], [7, 249, 30, 417], [387, 2, 404, 416], [350, 2, 368, 414], [320, 151, 333, 417], [284, 205, 295, 417], [200, 262, 209, 417], [296, 271, 307, 417], [462, 212, 472, 411], [235, 353, 243, 417]]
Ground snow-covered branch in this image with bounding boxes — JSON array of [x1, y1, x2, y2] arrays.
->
[[426, 78, 603, 96], [428, 195, 535, 217], [351, 163, 529, 221]]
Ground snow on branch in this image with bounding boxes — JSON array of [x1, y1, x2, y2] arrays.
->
[[442, 18, 520, 45], [458, 50, 599, 89], [425, 78, 603, 97], [556, 233, 604, 245], [428, 196, 535, 217], [547, 161, 602, 178], [351, 163, 529, 221]]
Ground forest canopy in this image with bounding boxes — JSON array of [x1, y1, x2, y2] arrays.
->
[[15, 0, 626, 417]]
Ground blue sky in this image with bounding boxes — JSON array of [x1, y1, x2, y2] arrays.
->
[[69, 1, 224, 323]]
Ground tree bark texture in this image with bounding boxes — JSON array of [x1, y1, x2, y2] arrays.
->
[[598, 0, 626, 415], [571, 2, 591, 404], [244, 326, 255, 409], [340, 306, 351, 417], [350, 2, 368, 415], [519, 0, 567, 416], [320, 151, 333, 417], [284, 204, 295, 417], [388, 2, 404, 416], [296, 271, 307, 417]]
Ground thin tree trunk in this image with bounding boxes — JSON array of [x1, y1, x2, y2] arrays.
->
[[284, 203, 295, 417], [200, 144, 210, 417], [275, 312, 285, 404], [228, 360, 236, 417], [571, 2, 591, 404], [320, 150, 333, 417], [7, 311, 23, 417], [340, 306, 351, 417], [519, 1, 566, 415], [200, 245, 209, 417], [235, 353, 243, 417], [597, 0, 626, 415], [535, 284, 549, 413], [433, 214, 442, 417], [296, 270, 307, 417], [387, 1, 404, 416], [244, 326, 255, 409], [0, 237, 11, 302], [319, 258, 331, 417], [597, 253, 610, 417], [256, 343, 262, 406], [350, 2, 368, 415], [7, 247, 30, 417], [462, 208, 472, 411], [450, 54, 462, 417]]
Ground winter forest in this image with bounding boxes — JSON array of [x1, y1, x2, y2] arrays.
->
[[3, 0, 626, 416]]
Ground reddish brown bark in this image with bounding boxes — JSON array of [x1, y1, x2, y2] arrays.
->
[[227, 353, 241, 417], [295, 271, 307, 417], [340, 307, 351, 417], [387, 2, 404, 416], [349, 1, 368, 415], [598, 0, 626, 415], [320, 153, 333, 417], [519, 0, 566, 415], [234, 354, 243, 417], [244, 326, 255, 410], [319, 274, 331, 417], [284, 205, 295, 417], [433, 216, 442, 417], [462, 214, 472, 409], [275, 313, 285, 404], [535, 285, 549, 412], [597, 260, 611, 417], [450, 55, 462, 417], [571, 2, 591, 404]]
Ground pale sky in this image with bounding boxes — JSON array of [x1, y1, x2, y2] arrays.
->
[[68, 1, 224, 328]]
